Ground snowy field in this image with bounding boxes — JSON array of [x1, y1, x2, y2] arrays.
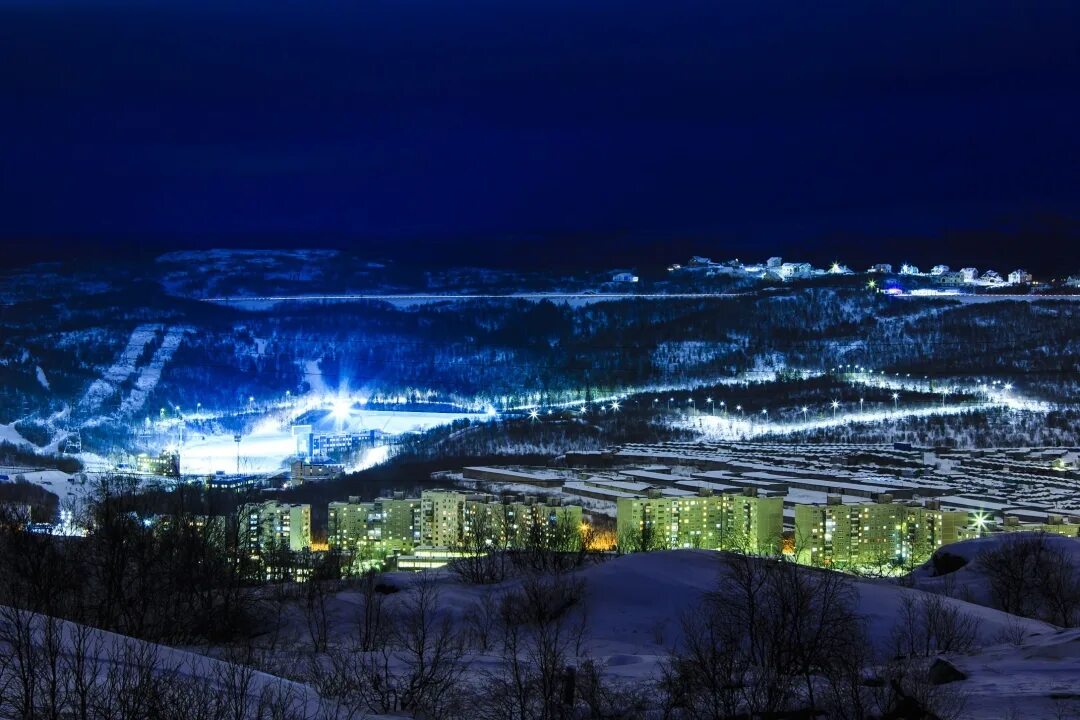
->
[[677, 401, 1005, 441], [180, 410, 476, 475]]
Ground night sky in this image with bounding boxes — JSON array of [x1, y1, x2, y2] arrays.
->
[[2, 0, 1079, 272]]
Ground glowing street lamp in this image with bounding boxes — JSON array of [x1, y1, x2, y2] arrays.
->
[[859, 397, 864, 413], [736, 405, 743, 415], [892, 392, 899, 410], [707, 397, 713, 415], [528, 409, 539, 421], [972, 510, 990, 536], [830, 400, 840, 418], [610, 401, 621, 412]]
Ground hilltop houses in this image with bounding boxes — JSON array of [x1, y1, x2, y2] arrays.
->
[[663, 254, 1039, 288], [1008, 269, 1032, 285]]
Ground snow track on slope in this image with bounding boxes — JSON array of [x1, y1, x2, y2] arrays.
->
[[117, 326, 189, 416], [77, 324, 163, 413]]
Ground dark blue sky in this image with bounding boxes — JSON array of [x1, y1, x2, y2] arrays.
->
[[2, 0, 1079, 271]]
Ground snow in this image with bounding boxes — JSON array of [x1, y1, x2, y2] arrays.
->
[[280, 550, 1057, 695], [179, 410, 473, 475], [77, 324, 163, 413], [117, 326, 188, 416], [0, 423, 30, 447]]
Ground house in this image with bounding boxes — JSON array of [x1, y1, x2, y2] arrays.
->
[[899, 264, 920, 275], [1008, 269, 1033, 285], [935, 272, 966, 286], [1067, 275, 1080, 288], [689, 256, 712, 266], [828, 262, 853, 275], [779, 262, 814, 280], [612, 272, 639, 283], [929, 264, 950, 275], [958, 268, 979, 283], [870, 263, 893, 274], [981, 270, 1004, 284], [766, 256, 783, 269]]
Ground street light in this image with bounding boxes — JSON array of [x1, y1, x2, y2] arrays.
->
[[707, 397, 713, 415], [859, 397, 864, 414], [801, 406, 808, 421], [831, 400, 840, 418], [892, 392, 899, 410], [528, 409, 539, 421]]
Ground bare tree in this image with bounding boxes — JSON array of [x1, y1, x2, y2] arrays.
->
[[978, 533, 1080, 626], [890, 592, 980, 659], [661, 554, 867, 718]]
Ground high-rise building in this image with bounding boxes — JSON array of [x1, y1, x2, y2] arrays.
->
[[794, 497, 972, 569], [328, 494, 422, 557], [616, 488, 783, 555], [464, 496, 583, 550], [242, 501, 312, 555]]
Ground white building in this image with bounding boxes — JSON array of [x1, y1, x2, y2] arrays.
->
[[612, 272, 639, 283], [959, 268, 979, 283], [779, 262, 814, 280], [899, 264, 920, 275], [981, 270, 1004, 284], [930, 265, 950, 275], [1008, 269, 1033, 285], [870, 263, 893, 274], [766, 256, 783, 269]]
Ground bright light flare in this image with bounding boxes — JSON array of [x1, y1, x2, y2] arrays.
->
[[332, 398, 352, 421]]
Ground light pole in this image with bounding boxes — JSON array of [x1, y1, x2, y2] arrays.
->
[[736, 405, 743, 416], [707, 397, 714, 415], [859, 397, 864, 414], [892, 392, 899, 411], [831, 400, 840, 418], [801, 406, 808, 422], [941, 388, 948, 408], [719, 401, 726, 415]]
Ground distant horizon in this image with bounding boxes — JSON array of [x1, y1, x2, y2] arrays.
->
[[5, 215, 1077, 278]]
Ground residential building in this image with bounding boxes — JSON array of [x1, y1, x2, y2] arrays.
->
[[464, 496, 582, 549], [935, 272, 967, 287], [328, 494, 422, 557], [616, 487, 783, 555], [959, 267, 979, 282], [794, 497, 972, 569], [290, 460, 344, 484], [241, 501, 312, 555], [779, 262, 814, 280], [612, 272, 639, 283], [929, 264, 950, 275], [1001, 514, 1079, 538], [204, 472, 262, 492], [870, 263, 893, 274], [1008, 269, 1033, 285], [899, 264, 920, 275], [981, 270, 1004, 284], [135, 451, 180, 477]]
